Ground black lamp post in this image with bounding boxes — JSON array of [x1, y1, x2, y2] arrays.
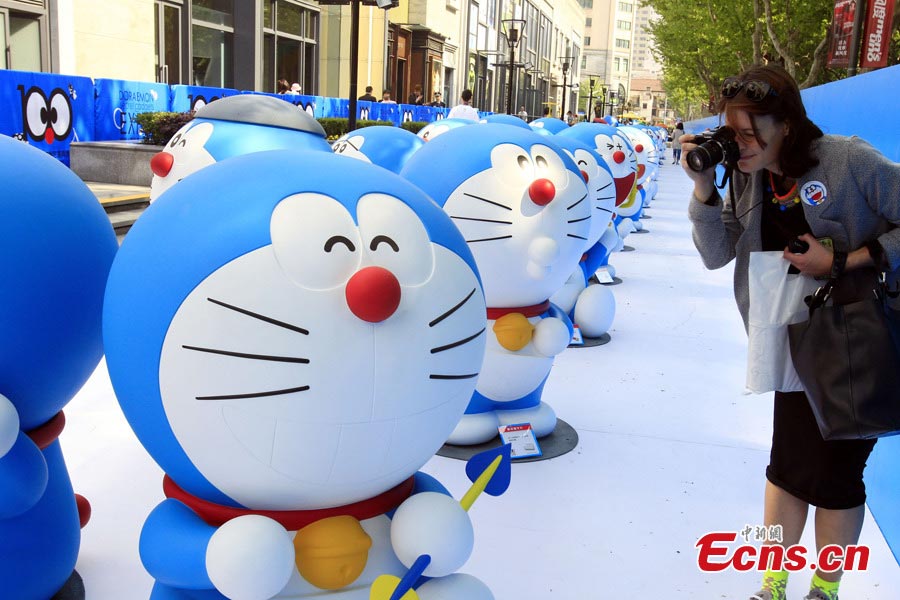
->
[[501, 19, 526, 115], [559, 57, 573, 120], [586, 77, 595, 121], [343, 0, 396, 132]]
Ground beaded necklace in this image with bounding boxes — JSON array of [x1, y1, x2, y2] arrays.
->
[[768, 171, 799, 211]]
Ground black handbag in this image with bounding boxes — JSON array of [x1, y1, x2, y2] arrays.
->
[[788, 269, 900, 440]]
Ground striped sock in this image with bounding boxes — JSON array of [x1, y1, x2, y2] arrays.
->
[[760, 569, 788, 600], [808, 573, 840, 600]]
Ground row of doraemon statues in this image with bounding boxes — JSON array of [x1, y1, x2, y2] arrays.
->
[[0, 93, 662, 600]]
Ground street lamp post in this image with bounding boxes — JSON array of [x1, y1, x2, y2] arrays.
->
[[501, 18, 526, 115], [586, 77, 595, 122], [559, 58, 572, 119]]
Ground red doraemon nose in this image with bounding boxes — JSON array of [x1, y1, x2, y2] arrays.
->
[[529, 178, 556, 206], [345, 266, 401, 323], [635, 144, 644, 153], [613, 150, 626, 164], [45, 127, 55, 144], [580, 170, 589, 183], [150, 152, 175, 177]]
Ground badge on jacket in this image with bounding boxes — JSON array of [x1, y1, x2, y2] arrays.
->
[[800, 181, 828, 206]]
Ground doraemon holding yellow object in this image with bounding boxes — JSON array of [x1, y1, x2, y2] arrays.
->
[[104, 150, 496, 599], [401, 124, 591, 445], [0, 135, 118, 599]]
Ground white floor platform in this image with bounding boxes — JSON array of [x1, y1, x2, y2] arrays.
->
[[62, 161, 900, 599]]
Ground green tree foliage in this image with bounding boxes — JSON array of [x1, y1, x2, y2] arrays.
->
[[645, 0, 834, 116]]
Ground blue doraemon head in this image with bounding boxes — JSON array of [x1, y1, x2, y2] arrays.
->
[[400, 124, 591, 307], [104, 150, 486, 511], [0, 135, 117, 429], [529, 117, 569, 136], [332, 126, 424, 173], [559, 123, 637, 208], [479, 114, 530, 129], [416, 118, 474, 142], [149, 94, 332, 201]]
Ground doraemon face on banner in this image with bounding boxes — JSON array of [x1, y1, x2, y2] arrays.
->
[[0, 71, 95, 164], [149, 94, 331, 201], [401, 123, 592, 307], [559, 123, 637, 208], [105, 150, 486, 509], [332, 125, 424, 173], [549, 135, 616, 247]]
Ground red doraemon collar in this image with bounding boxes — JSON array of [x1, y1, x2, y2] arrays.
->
[[25, 411, 66, 450], [163, 475, 415, 530], [486, 301, 550, 320]]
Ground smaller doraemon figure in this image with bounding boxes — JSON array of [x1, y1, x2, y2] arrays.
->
[[529, 117, 569, 136], [479, 114, 530, 129], [332, 126, 424, 173], [402, 124, 591, 444], [416, 118, 474, 142], [149, 94, 331, 201], [546, 135, 617, 339], [619, 125, 659, 221], [0, 135, 118, 600], [105, 150, 500, 599]]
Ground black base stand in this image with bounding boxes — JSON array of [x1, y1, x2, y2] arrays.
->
[[570, 332, 611, 348], [621, 245, 635, 252], [437, 419, 578, 462], [52, 571, 85, 600]]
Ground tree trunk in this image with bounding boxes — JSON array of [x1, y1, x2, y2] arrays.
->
[[763, 0, 796, 77], [753, 0, 763, 64]]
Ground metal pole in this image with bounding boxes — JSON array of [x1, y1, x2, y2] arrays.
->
[[847, 0, 868, 76], [560, 66, 567, 119], [506, 42, 515, 114], [348, 0, 361, 131]]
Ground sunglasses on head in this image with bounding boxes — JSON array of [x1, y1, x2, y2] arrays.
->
[[721, 77, 778, 102]]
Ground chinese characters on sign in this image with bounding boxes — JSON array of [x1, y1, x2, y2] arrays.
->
[[827, 0, 857, 68], [860, 0, 896, 68]]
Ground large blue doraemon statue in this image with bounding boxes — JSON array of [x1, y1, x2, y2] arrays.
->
[[149, 94, 332, 201], [0, 135, 118, 599], [401, 124, 591, 445], [104, 150, 500, 599], [332, 126, 424, 173]]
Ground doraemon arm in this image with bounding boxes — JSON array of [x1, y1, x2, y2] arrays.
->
[[140, 499, 295, 598], [582, 240, 611, 280], [532, 303, 573, 358], [0, 394, 49, 518]]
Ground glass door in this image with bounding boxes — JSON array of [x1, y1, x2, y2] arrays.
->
[[155, 2, 182, 83], [0, 11, 8, 70]]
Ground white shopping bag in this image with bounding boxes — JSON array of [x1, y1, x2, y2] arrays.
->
[[746, 251, 820, 394]]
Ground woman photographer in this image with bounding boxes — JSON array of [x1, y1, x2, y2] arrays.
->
[[683, 64, 900, 600]]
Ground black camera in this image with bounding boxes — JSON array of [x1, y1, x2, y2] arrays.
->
[[686, 126, 740, 172]]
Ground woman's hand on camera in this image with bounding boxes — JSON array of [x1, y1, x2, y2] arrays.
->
[[783, 233, 833, 277], [680, 135, 717, 201]]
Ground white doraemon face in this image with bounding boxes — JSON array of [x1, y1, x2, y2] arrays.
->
[[593, 133, 637, 207], [156, 194, 486, 510], [442, 143, 591, 307], [564, 148, 616, 247], [332, 134, 369, 163], [149, 121, 216, 201], [620, 126, 658, 185]]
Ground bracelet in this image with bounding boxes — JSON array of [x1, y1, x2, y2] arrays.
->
[[830, 250, 848, 280]]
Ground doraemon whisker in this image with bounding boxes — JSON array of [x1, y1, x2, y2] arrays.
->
[[595, 207, 614, 213], [450, 215, 513, 225], [596, 181, 614, 190], [195, 385, 310, 401], [428, 373, 479, 380], [207, 298, 309, 335], [429, 288, 478, 327], [596, 193, 616, 199], [567, 234, 588, 241], [567, 216, 590, 224], [466, 235, 513, 243], [182, 345, 310, 364], [462, 192, 512, 211], [567, 194, 588, 210], [430, 328, 486, 354]]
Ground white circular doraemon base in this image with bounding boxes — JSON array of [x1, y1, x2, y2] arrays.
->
[[51, 571, 84, 600], [569, 332, 611, 348], [436, 419, 578, 463], [621, 245, 636, 252], [633, 228, 650, 234]]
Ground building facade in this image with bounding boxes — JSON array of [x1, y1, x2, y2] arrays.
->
[[580, 0, 634, 118]]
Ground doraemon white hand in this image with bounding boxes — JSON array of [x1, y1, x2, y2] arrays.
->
[[0, 394, 18, 458]]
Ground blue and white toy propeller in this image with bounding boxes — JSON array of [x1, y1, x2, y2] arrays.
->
[[402, 124, 591, 444], [0, 135, 117, 599], [104, 149, 505, 599]]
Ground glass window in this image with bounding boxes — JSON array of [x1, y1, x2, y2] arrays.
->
[[277, 1, 303, 37], [618, 2, 633, 11], [0, 13, 6, 69], [584, 36, 590, 46], [616, 38, 630, 49], [9, 13, 41, 72], [616, 20, 631, 30], [192, 24, 233, 87], [193, 0, 234, 27], [585, 17, 591, 27]]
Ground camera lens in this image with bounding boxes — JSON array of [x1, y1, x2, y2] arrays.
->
[[686, 143, 723, 172]]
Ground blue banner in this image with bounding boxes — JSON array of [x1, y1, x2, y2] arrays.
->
[[93, 79, 170, 141], [170, 85, 240, 112], [0, 69, 95, 165]]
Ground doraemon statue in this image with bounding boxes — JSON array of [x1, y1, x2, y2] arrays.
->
[[529, 117, 569, 136], [0, 135, 118, 599], [104, 149, 497, 599], [332, 126, 424, 173], [401, 124, 591, 445], [149, 94, 331, 201], [416, 118, 474, 142], [546, 135, 617, 340], [619, 125, 659, 221], [479, 114, 530, 129]]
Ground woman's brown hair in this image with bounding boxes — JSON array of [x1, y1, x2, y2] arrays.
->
[[716, 64, 823, 178]]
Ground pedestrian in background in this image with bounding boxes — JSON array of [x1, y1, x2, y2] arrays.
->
[[448, 89, 479, 121], [672, 121, 684, 164]]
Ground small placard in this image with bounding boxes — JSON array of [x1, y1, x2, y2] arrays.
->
[[498, 423, 542, 459], [594, 269, 614, 284], [570, 325, 584, 345]]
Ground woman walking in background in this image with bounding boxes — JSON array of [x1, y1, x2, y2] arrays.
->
[[671, 121, 684, 164]]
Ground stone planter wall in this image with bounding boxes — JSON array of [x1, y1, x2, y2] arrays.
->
[[70, 141, 161, 186]]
